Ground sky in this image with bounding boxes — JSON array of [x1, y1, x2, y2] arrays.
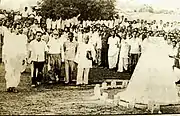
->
[[0, 0, 39, 10], [116, 0, 180, 11]]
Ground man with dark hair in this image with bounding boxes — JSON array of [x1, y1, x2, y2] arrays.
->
[[21, 7, 29, 23], [129, 31, 142, 73], [28, 31, 48, 87], [63, 32, 78, 84]]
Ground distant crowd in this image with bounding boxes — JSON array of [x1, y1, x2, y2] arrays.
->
[[1, 6, 180, 92]]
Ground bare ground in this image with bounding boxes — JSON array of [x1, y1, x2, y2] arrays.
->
[[0, 64, 180, 115]]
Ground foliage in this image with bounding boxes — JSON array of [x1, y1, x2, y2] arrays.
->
[[39, 0, 117, 20]]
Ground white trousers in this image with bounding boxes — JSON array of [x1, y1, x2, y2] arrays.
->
[[76, 67, 90, 85], [118, 57, 129, 72]]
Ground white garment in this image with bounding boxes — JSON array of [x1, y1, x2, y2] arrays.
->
[[4, 33, 27, 88], [56, 19, 61, 29], [60, 33, 68, 45], [129, 38, 141, 54], [22, 11, 29, 17], [46, 18, 52, 29], [120, 39, 130, 58], [47, 38, 62, 54], [118, 39, 130, 72], [29, 40, 48, 62], [108, 36, 120, 69], [14, 15, 21, 21], [51, 21, 57, 30], [76, 68, 90, 85], [77, 32, 84, 43], [117, 37, 179, 105], [35, 16, 42, 23], [90, 31, 102, 49], [75, 43, 95, 68], [118, 58, 128, 72]]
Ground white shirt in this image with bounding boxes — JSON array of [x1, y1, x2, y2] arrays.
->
[[35, 16, 42, 23], [14, 15, 21, 21], [4, 33, 27, 60], [51, 21, 57, 29], [77, 32, 84, 43], [108, 36, 120, 56], [129, 38, 141, 54], [120, 39, 130, 58], [75, 42, 95, 68], [29, 40, 48, 62], [56, 19, 61, 29], [22, 11, 29, 17], [90, 31, 102, 49], [46, 18, 52, 29], [60, 33, 68, 45], [47, 38, 62, 54]]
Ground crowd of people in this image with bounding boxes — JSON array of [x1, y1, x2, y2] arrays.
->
[[1, 6, 180, 93]]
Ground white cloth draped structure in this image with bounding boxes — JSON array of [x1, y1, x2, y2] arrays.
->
[[3, 30, 27, 88], [117, 37, 180, 105]]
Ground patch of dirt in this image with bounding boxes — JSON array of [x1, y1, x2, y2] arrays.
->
[[0, 64, 180, 115]]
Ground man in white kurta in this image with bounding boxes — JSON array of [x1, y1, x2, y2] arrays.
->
[[118, 36, 130, 72], [4, 24, 27, 92], [75, 35, 95, 85], [108, 31, 120, 69]]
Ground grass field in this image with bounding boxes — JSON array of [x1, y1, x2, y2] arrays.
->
[[0, 64, 180, 115]]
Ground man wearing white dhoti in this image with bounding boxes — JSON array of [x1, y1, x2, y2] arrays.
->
[[117, 36, 180, 109], [4, 23, 27, 93], [108, 30, 120, 69]]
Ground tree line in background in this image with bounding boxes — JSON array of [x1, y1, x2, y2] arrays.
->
[[39, 0, 117, 20]]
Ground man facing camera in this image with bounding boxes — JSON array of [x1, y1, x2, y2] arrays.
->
[[28, 31, 48, 87], [63, 32, 78, 84], [75, 35, 95, 85]]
